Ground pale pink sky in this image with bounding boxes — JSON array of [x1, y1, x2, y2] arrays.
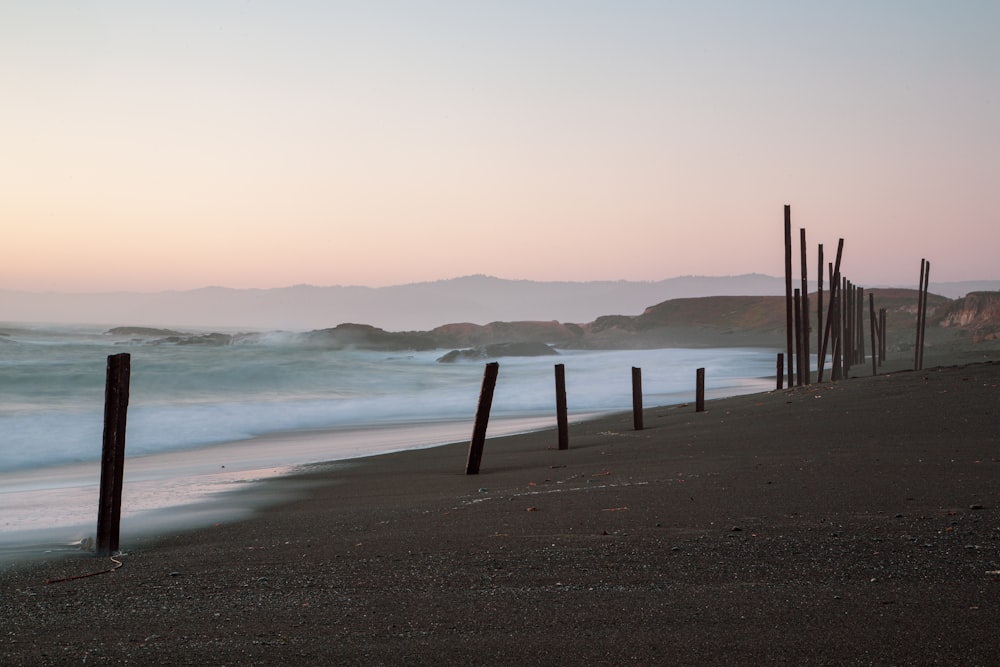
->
[[2, 2, 997, 292]]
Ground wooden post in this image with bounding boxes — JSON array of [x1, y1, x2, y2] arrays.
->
[[869, 292, 877, 376], [466, 362, 499, 475], [794, 288, 804, 386], [816, 243, 824, 380], [776, 353, 784, 390], [857, 286, 865, 367], [631, 367, 643, 431], [843, 277, 852, 375], [554, 363, 569, 450], [914, 259, 926, 370], [696, 367, 705, 413], [799, 228, 810, 384], [919, 260, 930, 371], [842, 279, 850, 371], [784, 205, 794, 388], [96, 352, 130, 557], [818, 239, 844, 382], [880, 308, 887, 365]]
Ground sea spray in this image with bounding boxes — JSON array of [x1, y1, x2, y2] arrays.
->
[[1, 324, 779, 553]]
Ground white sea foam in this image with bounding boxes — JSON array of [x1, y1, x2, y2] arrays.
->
[[0, 324, 780, 555]]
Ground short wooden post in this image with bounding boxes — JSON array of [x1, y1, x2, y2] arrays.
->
[[880, 308, 887, 365], [696, 367, 705, 413], [96, 353, 131, 557], [554, 363, 569, 450], [466, 362, 499, 475], [631, 366, 643, 431], [776, 353, 784, 390], [793, 288, 803, 386]]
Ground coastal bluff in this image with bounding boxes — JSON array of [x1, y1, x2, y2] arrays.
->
[[102, 289, 1000, 358]]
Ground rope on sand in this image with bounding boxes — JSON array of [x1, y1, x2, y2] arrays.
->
[[46, 555, 123, 584]]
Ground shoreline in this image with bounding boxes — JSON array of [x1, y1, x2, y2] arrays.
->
[[2, 357, 997, 663], [0, 413, 582, 559]]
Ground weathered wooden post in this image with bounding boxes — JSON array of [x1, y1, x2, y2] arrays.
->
[[915, 259, 926, 370], [776, 353, 784, 390], [857, 286, 865, 367], [466, 362, 499, 475], [818, 239, 844, 382], [554, 363, 569, 450], [880, 308, 887, 365], [794, 288, 804, 386], [784, 205, 794, 388], [919, 260, 931, 370], [696, 367, 705, 413], [800, 227, 811, 384], [96, 352, 130, 557], [816, 243, 824, 379], [869, 292, 877, 376], [631, 366, 643, 431]]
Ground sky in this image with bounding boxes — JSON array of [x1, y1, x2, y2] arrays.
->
[[1, 1, 998, 293]]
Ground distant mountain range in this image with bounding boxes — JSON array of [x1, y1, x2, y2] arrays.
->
[[2, 274, 998, 331]]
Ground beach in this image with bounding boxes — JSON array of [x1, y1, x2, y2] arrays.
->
[[2, 358, 998, 665]]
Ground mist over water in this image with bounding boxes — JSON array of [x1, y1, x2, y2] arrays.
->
[[0, 325, 777, 471], [0, 324, 778, 553]]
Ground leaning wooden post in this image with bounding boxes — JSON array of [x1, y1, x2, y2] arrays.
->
[[818, 239, 844, 382], [869, 292, 877, 376], [466, 362, 499, 475], [554, 363, 569, 450], [96, 352, 131, 557], [784, 205, 795, 388], [776, 353, 784, 390], [914, 259, 926, 370], [695, 367, 705, 413], [631, 367, 644, 431]]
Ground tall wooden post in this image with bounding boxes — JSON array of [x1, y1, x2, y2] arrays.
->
[[776, 353, 784, 390], [915, 259, 926, 370], [857, 286, 865, 367], [816, 243, 823, 381], [631, 367, 643, 431], [784, 205, 794, 388], [96, 353, 130, 557], [554, 363, 569, 450], [921, 261, 931, 370], [696, 368, 706, 413], [799, 228, 810, 384], [869, 293, 878, 376], [466, 362, 499, 475]]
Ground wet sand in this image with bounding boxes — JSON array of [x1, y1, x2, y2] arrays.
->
[[2, 359, 998, 665]]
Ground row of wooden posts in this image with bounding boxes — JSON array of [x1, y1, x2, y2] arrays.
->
[[465, 362, 707, 475], [95, 353, 712, 553], [782, 204, 932, 387]]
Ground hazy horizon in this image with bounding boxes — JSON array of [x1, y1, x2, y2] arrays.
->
[[2, 3, 998, 293], [3, 271, 998, 297]]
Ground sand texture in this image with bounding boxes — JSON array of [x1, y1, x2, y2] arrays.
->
[[2, 361, 998, 665]]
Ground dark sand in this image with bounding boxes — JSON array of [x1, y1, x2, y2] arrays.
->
[[2, 358, 998, 665]]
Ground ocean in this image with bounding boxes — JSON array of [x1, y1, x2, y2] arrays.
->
[[0, 323, 779, 557]]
